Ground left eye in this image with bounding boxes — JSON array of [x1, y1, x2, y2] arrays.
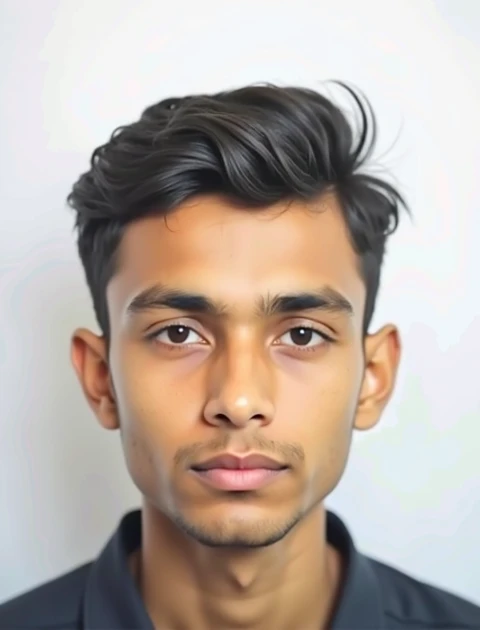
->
[[154, 325, 203, 346], [278, 327, 327, 348]]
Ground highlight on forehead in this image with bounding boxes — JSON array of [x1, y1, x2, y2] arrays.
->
[[126, 283, 354, 319]]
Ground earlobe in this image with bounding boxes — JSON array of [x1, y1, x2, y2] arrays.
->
[[354, 324, 401, 431], [70, 328, 120, 431]]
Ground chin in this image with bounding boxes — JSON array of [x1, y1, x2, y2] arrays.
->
[[170, 507, 304, 549]]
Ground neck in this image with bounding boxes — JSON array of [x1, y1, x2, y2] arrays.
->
[[133, 502, 343, 630]]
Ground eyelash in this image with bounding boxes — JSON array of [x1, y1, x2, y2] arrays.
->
[[145, 322, 335, 353]]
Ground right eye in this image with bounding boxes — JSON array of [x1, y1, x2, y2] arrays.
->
[[150, 325, 205, 347]]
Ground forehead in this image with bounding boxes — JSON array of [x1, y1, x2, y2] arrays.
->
[[107, 194, 366, 319]]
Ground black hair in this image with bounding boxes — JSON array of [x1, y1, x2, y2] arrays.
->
[[67, 81, 409, 346]]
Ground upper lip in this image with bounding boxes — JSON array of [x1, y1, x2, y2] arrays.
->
[[191, 454, 287, 471]]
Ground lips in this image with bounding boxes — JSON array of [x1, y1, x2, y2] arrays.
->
[[191, 453, 287, 472], [190, 453, 289, 491]]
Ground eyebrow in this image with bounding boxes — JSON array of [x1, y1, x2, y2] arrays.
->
[[126, 283, 354, 319]]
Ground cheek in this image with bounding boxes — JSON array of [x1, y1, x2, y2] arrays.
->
[[277, 348, 363, 431], [276, 352, 362, 490], [113, 342, 195, 436], [111, 349, 199, 499]]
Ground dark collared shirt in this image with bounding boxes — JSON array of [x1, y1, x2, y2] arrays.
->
[[1, 510, 479, 629]]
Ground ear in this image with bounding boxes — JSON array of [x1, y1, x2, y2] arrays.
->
[[354, 324, 401, 431], [70, 328, 119, 431]]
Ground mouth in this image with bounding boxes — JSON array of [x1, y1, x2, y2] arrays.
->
[[190, 453, 289, 491]]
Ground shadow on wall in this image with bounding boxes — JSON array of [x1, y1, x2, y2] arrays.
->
[[0, 241, 138, 601]]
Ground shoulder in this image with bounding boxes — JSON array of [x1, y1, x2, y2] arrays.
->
[[370, 557, 480, 629], [0, 562, 91, 629]]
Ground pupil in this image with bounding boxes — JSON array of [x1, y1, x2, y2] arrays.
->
[[168, 326, 189, 343], [291, 327, 312, 346]]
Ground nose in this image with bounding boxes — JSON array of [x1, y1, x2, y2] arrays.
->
[[202, 342, 275, 429]]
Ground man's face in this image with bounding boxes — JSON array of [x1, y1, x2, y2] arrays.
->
[[74, 194, 398, 547]]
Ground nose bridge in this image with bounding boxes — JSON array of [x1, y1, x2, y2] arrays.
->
[[204, 332, 275, 426]]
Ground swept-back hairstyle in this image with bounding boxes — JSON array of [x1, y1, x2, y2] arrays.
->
[[67, 82, 408, 344]]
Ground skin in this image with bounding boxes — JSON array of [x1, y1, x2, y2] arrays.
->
[[71, 193, 400, 630]]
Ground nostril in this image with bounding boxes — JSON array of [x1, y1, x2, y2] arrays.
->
[[213, 413, 265, 423], [214, 413, 230, 423]]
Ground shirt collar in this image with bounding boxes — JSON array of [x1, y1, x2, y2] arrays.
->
[[83, 511, 154, 629], [83, 509, 384, 629], [327, 511, 384, 629]]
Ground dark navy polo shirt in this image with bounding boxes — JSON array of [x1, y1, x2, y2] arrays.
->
[[1, 510, 479, 629]]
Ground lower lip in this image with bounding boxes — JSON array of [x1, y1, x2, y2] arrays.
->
[[191, 468, 287, 491]]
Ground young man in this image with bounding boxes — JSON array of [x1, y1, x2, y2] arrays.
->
[[1, 82, 479, 629]]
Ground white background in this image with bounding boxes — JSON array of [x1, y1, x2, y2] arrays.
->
[[1, 0, 479, 606]]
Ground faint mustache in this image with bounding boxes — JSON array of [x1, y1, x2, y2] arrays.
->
[[174, 434, 305, 469]]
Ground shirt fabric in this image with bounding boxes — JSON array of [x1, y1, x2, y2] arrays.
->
[[1, 509, 479, 629]]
